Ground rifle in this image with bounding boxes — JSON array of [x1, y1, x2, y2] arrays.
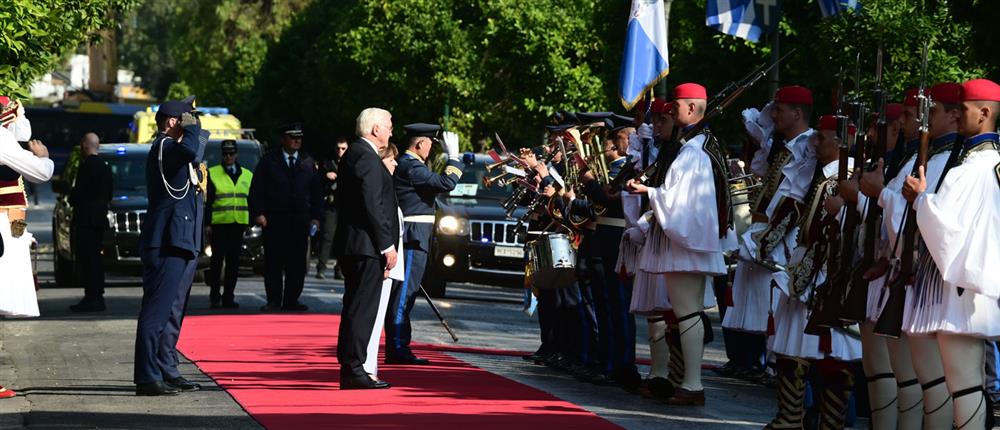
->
[[841, 46, 885, 322], [874, 42, 931, 338], [612, 49, 798, 187]]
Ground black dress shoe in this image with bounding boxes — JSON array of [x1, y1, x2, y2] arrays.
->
[[69, 298, 106, 313], [136, 382, 181, 396], [340, 375, 391, 390], [281, 302, 308, 311], [164, 377, 201, 392], [260, 303, 281, 312], [221, 300, 239, 309], [385, 355, 430, 365]]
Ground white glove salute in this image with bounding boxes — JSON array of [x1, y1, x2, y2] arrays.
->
[[442, 131, 460, 159], [637, 123, 653, 141]]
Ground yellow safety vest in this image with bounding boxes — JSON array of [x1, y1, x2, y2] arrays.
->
[[209, 164, 252, 225]]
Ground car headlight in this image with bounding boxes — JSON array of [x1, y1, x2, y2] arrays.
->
[[437, 215, 468, 235]]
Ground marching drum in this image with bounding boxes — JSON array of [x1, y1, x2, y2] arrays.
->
[[528, 233, 576, 289]]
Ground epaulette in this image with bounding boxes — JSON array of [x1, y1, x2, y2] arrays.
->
[[445, 163, 462, 177]]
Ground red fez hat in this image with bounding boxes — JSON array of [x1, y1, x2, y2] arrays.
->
[[902, 88, 919, 107], [962, 78, 1000, 102], [885, 103, 904, 122], [650, 98, 672, 114], [818, 115, 857, 135], [870, 103, 904, 124], [774, 85, 813, 105], [673, 83, 707, 100], [929, 83, 963, 105]]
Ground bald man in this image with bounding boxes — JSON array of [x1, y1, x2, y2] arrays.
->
[[69, 132, 112, 312]]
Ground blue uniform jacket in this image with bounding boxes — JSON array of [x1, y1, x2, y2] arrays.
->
[[393, 151, 464, 251], [139, 123, 207, 259]]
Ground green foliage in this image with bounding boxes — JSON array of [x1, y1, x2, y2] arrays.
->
[[0, 0, 138, 97], [119, 0, 994, 153]]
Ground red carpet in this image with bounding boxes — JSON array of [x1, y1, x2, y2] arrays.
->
[[179, 314, 621, 429]]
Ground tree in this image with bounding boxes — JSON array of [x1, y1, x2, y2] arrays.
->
[[0, 0, 138, 97]]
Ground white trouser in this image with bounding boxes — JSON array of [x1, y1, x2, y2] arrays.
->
[[362, 278, 393, 377]]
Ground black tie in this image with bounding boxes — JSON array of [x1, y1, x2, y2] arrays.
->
[[288, 155, 296, 168]]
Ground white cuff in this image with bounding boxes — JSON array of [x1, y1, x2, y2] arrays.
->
[[381, 245, 395, 254]]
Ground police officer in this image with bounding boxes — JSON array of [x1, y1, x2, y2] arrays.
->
[[134, 98, 206, 396], [385, 123, 463, 364], [248, 123, 323, 312], [206, 139, 253, 309]]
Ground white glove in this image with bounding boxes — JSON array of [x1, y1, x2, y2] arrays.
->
[[442, 131, 460, 159], [637, 123, 653, 141], [625, 227, 646, 246]]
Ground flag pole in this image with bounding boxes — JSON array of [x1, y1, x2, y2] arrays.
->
[[767, 29, 780, 98]]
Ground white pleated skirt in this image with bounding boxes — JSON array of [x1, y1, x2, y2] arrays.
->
[[638, 223, 726, 276], [0, 214, 39, 318], [865, 275, 890, 323], [616, 237, 642, 277], [722, 258, 775, 333], [903, 252, 1000, 338], [630, 270, 671, 315], [768, 292, 862, 361]]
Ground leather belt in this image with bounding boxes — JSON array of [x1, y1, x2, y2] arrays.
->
[[596, 217, 626, 228], [402, 215, 435, 224]]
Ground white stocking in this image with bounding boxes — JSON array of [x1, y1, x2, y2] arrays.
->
[[664, 272, 707, 392], [908, 335, 953, 429], [860, 322, 898, 430], [938, 333, 986, 430], [647, 317, 669, 379], [887, 334, 922, 429]]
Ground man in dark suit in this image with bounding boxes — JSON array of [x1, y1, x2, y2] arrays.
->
[[334, 107, 399, 390], [69, 132, 112, 312], [248, 123, 322, 312], [134, 99, 207, 396]]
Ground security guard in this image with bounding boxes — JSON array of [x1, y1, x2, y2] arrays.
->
[[385, 123, 464, 364], [134, 98, 207, 396], [206, 139, 252, 309], [248, 123, 323, 312]]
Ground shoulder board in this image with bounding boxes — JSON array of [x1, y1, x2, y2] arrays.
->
[[995, 162, 1000, 189]]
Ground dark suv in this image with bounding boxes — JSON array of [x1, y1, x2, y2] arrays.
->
[[52, 140, 264, 285], [424, 154, 527, 297]]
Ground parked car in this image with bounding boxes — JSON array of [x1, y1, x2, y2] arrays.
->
[[51, 139, 265, 285], [424, 154, 527, 297]]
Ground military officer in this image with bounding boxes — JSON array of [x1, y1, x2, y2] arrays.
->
[[134, 98, 207, 396], [206, 139, 253, 309], [385, 123, 464, 364], [248, 123, 323, 312]]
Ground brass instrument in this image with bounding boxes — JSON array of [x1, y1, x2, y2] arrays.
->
[[727, 158, 761, 205]]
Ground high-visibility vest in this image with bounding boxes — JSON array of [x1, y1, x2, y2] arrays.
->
[[208, 164, 252, 225]]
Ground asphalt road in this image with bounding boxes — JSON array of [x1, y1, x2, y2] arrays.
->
[[0, 183, 787, 429]]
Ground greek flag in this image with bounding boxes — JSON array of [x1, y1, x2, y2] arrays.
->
[[619, 0, 670, 110], [706, 0, 769, 43], [818, 0, 861, 17]]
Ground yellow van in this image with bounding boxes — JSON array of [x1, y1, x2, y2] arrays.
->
[[130, 106, 247, 143]]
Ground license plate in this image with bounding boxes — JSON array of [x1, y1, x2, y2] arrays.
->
[[494, 246, 524, 259]]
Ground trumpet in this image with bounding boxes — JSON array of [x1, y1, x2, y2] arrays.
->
[[485, 156, 520, 173], [483, 171, 517, 188]]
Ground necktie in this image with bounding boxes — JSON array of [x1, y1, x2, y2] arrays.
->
[[288, 155, 296, 168]]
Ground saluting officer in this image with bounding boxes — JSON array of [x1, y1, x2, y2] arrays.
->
[[206, 139, 253, 309], [134, 99, 207, 396], [248, 123, 323, 312], [385, 123, 463, 365]]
